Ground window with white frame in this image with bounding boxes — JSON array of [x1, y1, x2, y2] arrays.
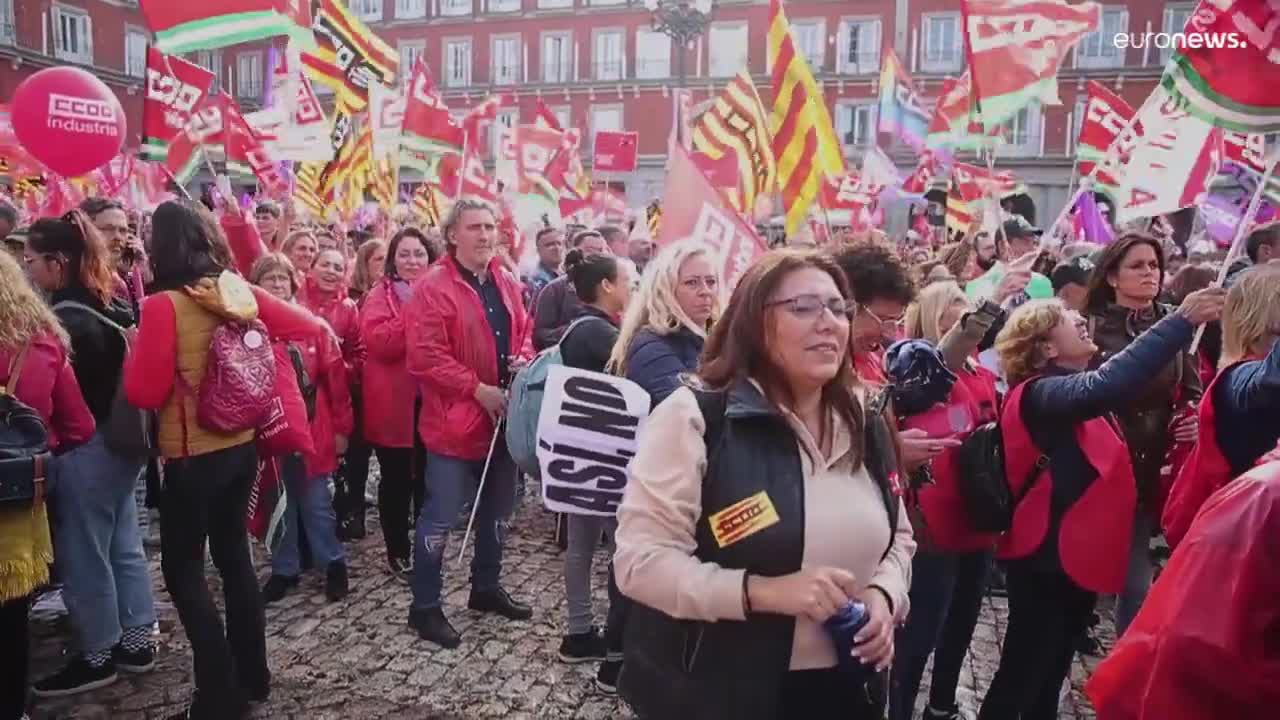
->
[[836, 103, 877, 147], [551, 105, 571, 129], [538, 0, 573, 8], [635, 29, 671, 79], [236, 52, 263, 99], [489, 0, 521, 11], [440, 0, 472, 16], [922, 13, 961, 73], [351, 0, 382, 21], [53, 4, 93, 64], [838, 18, 880, 75], [590, 105, 623, 154], [399, 41, 425, 83], [542, 32, 573, 83], [790, 20, 826, 71], [125, 28, 148, 78], [492, 35, 520, 85], [444, 38, 472, 88], [194, 50, 222, 93], [594, 29, 624, 81], [1077, 7, 1128, 69], [1072, 97, 1086, 151], [1003, 102, 1041, 155], [1, 1, 16, 43], [709, 23, 749, 77], [396, 0, 428, 19], [1160, 3, 1193, 64], [491, 109, 516, 159]]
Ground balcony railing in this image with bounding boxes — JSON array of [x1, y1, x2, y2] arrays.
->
[[592, 60, 624, 82]]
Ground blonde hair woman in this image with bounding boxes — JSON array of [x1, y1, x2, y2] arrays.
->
[[349, 239, 387, 305], [608, 240, 721, 404], [282, 229, 319, 274], [892, 280, 1003, 720], [0, 251, 95, 719], [977, 289, 1223, 720], [1163, 263, 1280, 548]]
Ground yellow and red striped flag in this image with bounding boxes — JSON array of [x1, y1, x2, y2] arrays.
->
[[691, 70, 777, 215], [768, 0, 845, 235], [303, 0, 398, 113]]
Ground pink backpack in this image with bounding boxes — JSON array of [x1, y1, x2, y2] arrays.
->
[[181, 320, 276, 434]]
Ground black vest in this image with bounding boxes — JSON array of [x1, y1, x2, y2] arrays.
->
[[620, 379, 901, 720]]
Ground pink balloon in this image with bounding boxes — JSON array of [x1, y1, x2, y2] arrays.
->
[[11, 66, 126, 178]]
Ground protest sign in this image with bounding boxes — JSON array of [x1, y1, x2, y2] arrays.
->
[[536, 366, 651, 518]]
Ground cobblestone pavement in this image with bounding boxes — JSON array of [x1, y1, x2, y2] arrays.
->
[[28, 487, 1110, 720]]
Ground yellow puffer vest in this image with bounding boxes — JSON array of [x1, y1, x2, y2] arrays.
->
[[156, 291, 255, 458]]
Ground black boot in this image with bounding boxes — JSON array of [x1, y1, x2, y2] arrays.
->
[[409, 607, 461, 649], [325, 562, 349, 602], [261, 575, 298, 605], [468, 586, 532, 620]]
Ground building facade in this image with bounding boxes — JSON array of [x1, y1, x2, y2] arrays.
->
[[0, 0, 148, 148], [2, 0, 1190, 226]]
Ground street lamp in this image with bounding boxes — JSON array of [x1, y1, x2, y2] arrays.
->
[[644, 0, 713, 89]]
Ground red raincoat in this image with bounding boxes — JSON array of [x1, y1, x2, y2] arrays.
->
[[297, 276, 365, 387], [404, 255, 533, 461], [359, 279, 417, 449], [0, 333, 95, 453], [999, 377, 1137, 594], [1086, 446, 1280, 720]]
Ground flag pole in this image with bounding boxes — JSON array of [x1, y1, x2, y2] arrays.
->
[[1188, 151, 1280, 355]]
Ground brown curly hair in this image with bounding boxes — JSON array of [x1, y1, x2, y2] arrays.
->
[[995, 299, 1071, 386]]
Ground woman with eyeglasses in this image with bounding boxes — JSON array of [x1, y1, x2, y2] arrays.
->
[[615, 250, 914, 719], [608, 241, 720, 406], [977, 287, 1224, 720], [24, 212, 159, 699]]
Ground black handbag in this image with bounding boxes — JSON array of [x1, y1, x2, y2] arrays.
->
[[0, 344, 52, 506]]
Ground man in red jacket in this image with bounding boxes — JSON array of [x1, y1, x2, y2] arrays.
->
[[404, 198, 535, 648]]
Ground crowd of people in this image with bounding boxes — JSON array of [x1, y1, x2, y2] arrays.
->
[[1, 187, 1278, 720]]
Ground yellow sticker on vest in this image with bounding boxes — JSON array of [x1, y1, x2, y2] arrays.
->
[[709, 491, 780, 548]]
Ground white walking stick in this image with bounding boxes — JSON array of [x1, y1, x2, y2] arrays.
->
[[456, 419, 504, 567]]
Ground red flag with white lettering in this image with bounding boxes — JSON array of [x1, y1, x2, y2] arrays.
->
[[457, 146, 501, 204], [1076, 80, 1134, 181], [592, 130, 638, 173], [401, 58, 465, 158], [658, 144, 768, 292], [141, 49, 215, 163], [1113, 88, 1223, 224], [222, 96, 289, 197], [1222, 130, 1267, 173], [902, 150, 943, 195]]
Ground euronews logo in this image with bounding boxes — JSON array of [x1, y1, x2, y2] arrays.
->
[[1113, 31, 1247, 51]]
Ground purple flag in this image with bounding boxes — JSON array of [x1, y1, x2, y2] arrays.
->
[[1074, 191, 1114, 244]]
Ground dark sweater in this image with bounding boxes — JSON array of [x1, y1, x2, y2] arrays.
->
[[532, 274, 584, 351], [51, 285, 135, 425], [1213, 340, 1280, 475], [624, 327, 705, 406], [559, 305, 619, 374]]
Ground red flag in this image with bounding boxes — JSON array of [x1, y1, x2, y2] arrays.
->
[[535, 100, 563, 131], [514, 125, 565, 194], [458, 147, 501, 203], [141, 49, 215, 162], [820, 172, 875, 212], [902, 151, 943, 195], [961, 0, 1101, 128], [658, 144, 768, 291], [401, 59, 465, 157], [1222, 130, 1267, 173], [592, 130, 639, 173], [462, 93, 515, 143], [1076, 80, 1135, 180], [223, 99, 289, 197]]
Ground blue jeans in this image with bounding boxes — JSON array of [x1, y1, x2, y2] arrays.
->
[[411, 446, 517, 610], [50, 433, 155, 654], [1115, 509, 1154, 637], [270, 455, 345, 578], [890, 549, 992, 720]]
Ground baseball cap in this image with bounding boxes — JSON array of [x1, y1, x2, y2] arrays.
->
[[1003, 215, 1043, 240], [1051, 254, 1095, 293]]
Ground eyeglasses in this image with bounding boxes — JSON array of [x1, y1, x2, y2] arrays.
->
[[858, 304, 905, 331], [680, 276, 718, 292], [767, 294, 854, 321]]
